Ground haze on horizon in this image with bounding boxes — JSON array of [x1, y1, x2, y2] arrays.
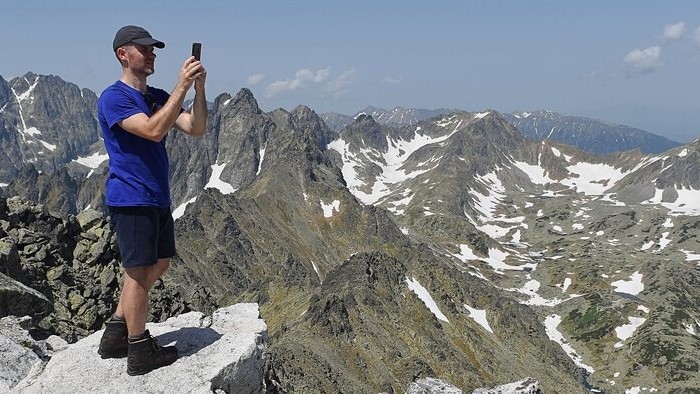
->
[[2, 0, 700, 143]]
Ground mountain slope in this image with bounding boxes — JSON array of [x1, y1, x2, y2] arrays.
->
[[164, 102, 588, 392], [327, 110, 700, 392], [0, 73, 101, 183]]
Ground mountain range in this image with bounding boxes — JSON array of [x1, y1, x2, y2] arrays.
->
[[321, 107, 682, 155], [1, 72, 700, 393]]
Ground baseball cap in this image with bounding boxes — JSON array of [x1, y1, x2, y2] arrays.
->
[[112, 25, 165, 52]]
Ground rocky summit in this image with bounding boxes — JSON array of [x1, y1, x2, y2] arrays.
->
[[9, 303, 269, 394], [1, 73, 699, 393]]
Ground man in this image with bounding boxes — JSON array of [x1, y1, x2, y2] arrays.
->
[[96, 25, 207, 376]]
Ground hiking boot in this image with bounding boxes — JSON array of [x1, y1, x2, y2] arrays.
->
[[127, 330, 178, 376], [97, 317, 128, 359]]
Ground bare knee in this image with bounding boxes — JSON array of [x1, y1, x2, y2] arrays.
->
[[148, 258, 171, 285], [124, 259, 171, 290]]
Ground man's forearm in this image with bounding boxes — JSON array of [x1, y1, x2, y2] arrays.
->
[[191, 87, 208, 135], [146, 86, 188, 140]]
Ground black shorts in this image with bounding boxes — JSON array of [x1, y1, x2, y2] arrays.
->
[[108, 206, 176, 268]]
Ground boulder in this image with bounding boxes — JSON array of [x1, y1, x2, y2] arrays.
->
[[406, 377, 463, 393], [12, 303, 268, 394], [472, 378, 541, 394], [0, 273, 51, 319], [0, 316, 50, 392]]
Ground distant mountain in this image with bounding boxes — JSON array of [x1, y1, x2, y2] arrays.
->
[[322, 107, 682, 156], [502, 110, 681, 155], [321, 106, 454, 131]]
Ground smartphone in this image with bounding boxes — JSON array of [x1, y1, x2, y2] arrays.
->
[[192, 43, 202, 61]]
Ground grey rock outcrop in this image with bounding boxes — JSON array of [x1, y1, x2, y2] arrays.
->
[[0, 316, 58, 392], [406, 377, 463, 393], [471, 378, 541, 394], [0, 196, 189, 341], [11, 303, 269, 394], [0, 272, 51, 319]]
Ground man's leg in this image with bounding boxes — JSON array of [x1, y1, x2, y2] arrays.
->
[[99, 258, 170, 358], [115, 258, 170, 337], [121, 257, 177, 376], [100, 206, 178, 373]]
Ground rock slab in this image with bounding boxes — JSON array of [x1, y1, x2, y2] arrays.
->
[[11, 303, 268, 394]]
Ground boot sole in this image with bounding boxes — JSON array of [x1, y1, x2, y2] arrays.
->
[[98, 348, 128, 359], [126, 359, 176, 376]]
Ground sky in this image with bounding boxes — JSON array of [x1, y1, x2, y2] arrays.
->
[[2, 0, 700, 142]]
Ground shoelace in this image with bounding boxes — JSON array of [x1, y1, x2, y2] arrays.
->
[[148, 335, 162, 352]]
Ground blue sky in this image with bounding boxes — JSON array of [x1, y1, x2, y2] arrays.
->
[[2, 0, 700, 142]]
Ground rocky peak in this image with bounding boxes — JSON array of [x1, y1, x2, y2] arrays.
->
[[228, 87, 262, 115], [0, 72, 99, 185], [353, 112, 377, 125], [291, 104, 315, 120], [291, 105, 338, 149], [342, 113, 390, 151]]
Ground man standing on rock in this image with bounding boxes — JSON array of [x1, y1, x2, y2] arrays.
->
[[96, 25, 207, 375]]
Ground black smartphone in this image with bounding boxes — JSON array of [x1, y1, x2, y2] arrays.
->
[[192, 43, 202, 61]]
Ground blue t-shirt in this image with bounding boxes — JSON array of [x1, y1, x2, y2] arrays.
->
[[97, 80, 172, 207]]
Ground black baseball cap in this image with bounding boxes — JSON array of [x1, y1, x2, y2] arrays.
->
[[112, 25, 165, 52]]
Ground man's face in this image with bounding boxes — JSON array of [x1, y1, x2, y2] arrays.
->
[[119, 44, 156, 75]]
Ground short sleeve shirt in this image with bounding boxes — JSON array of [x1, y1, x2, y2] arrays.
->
[[97, 80, 172, 207]]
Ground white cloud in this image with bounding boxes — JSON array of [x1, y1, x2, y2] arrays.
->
[[246, 73, 266, 86], [263, 67, 331, 98], [694, 27, 700, 46], [324, 68, 356, 98], [663, 22, 685, 41], [624, 46, 662, 74], [381, 76, 401, 85]]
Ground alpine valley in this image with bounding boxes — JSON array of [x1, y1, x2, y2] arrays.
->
[[1, 72, 700, 393]]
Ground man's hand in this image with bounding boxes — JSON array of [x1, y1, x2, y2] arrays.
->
[[194, 63, 207, 92], [174, 57, 207, 137], [177, 57, 205, 92]]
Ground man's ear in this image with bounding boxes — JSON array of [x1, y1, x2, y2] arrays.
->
[[116, 47, 128, 62]]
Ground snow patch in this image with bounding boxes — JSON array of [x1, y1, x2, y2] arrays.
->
[[544, 314, 594, 373], [464, 304, 493, 333], [681, 249, 700, 263], [614, 317, 646, 348], [256, 147, 266, 175], [453, 244, 536, 274], [558, 277, 572, 293], [611, 271, 644, 296], [205, 163, 236, 195], [405, 277, 449, 323], [172, 196, 197, 220], [328, 122, 462, 205], [74, 152, 109, 169], [320, 200, 340, 218], [644, 187, 700, 216]]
